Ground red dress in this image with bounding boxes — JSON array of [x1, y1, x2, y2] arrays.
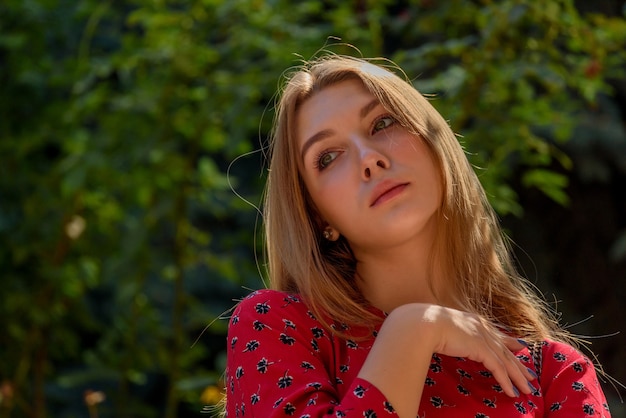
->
[[225, 289, 610, 417]]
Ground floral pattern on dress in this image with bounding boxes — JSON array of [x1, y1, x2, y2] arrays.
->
[[225, 289, 610, 417]]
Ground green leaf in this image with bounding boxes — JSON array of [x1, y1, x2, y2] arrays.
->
[[522, 169, 570, 205]]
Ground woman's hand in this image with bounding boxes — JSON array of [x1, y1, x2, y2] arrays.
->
[[417, 303, 536, 397], [358, 302, 537, 418]]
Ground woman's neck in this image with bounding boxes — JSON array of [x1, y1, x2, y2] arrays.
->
[[354, 240, 453, 313]]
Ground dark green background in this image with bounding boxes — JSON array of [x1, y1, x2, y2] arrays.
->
[[1, 1, 625, 417]]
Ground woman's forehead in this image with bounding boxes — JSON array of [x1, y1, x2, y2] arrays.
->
[[295, 80, 375, 140]]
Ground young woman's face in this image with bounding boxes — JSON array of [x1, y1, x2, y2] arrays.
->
[[296, 79, 442, 253]]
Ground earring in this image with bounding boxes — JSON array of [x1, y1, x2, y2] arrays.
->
[[323, 227, 334, 241]]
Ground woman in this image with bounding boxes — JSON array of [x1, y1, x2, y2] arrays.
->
[[224, 55, 610, 417]]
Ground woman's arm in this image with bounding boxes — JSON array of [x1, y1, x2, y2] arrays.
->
[[358, 303, 537, 417], [539, 341, 610, 417]]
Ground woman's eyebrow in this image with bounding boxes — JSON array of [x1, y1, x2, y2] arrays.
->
[[300, 129, 333, 163], [360, 98, 380, 119], [300, 98, 381, 163]]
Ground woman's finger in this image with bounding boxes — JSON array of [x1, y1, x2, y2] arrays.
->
[[502, 336, 540, 382], [472, 344, 520, 398], [481, 332, 536, 397]]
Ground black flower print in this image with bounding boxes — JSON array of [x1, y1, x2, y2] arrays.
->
[[283, 402, 296, 415], [256, 358, 273, 373], [475, 414, 489, 418], [235, 366, 244, 379], [250, 392, 260, 405], [572, 362, 584, 373], [492, 384, 503, 393], [553, 351, 567, 362], [572, 381, 585, 392], [457, 368, 472, 380], [550, 397, 567, 411], [483, 398, 496, 408], [283, 294, 300, 305], [306, 382, 322, 390], [335, 409, 346, 417], [311, 338, 319, 352], [273, 397, 284, 408], [364, 410, 377, 418], [353, 384, 367, 398], [514, 402, 527, 414], [307, 394, 318, 406], [425, 377, 435, 386], [517, 354, 530, 362], [230, 336, 238, 350], [280, 333, 296, 345], [335, 376, 344, 385], [243, 340, 259, 352], [311, 327, 325, 338], [457, 384, 470, 396], [430, 363, 442, 373], [278, 371, 293, 389], [255, 302, 270, 314], [253, 320, 269, 331], [383, 401, 394, 412], [430, 397, 444, 408], [231, 314, 239, 325], [339, 364, 349, 373], [582, 403, 595, 415], [283, 319, 297, 329], [529, 384, 541, 397], [300, 361, 315, 372], [346, 339, 358, 349], [478, 370, 493, 378]]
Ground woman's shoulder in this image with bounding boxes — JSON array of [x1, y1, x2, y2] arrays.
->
[[535, 338, 604, 387], [535, 340, 610, 415], [230, 288, 321, 326], [539, 339, 594, 367], [239, 288, 302, 303], [235, 288, 306, 311]]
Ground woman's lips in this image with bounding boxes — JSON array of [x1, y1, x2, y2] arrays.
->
[[370, 182, 409, 207]]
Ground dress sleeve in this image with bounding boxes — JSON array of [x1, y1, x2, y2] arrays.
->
[[539, 341, 611, 417], [224, 289, 397, 417]]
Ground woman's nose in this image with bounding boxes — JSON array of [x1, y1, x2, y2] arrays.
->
[[359, 143, 389, 179]]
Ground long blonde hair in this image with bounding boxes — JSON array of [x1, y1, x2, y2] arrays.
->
[[263, 54, 564, 342]]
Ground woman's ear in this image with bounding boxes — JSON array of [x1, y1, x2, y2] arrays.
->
[[303, 188, 340, 241], [304, 190, 331, 238]]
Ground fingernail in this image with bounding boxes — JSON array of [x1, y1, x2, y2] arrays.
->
[[528, 381, 537, 392], [526, 367, 538, 378], [517, 338, 528, 347], [513, 385, 520, 397]]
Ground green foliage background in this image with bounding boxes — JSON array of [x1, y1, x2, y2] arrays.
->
[[1, 1, 624, 417]]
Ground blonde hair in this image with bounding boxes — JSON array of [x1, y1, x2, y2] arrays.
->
[[263, 54, 565, 342]]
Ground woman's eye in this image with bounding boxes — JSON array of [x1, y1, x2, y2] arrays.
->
[[315, 150, 339, 170], [372, 115, 395, 133]]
